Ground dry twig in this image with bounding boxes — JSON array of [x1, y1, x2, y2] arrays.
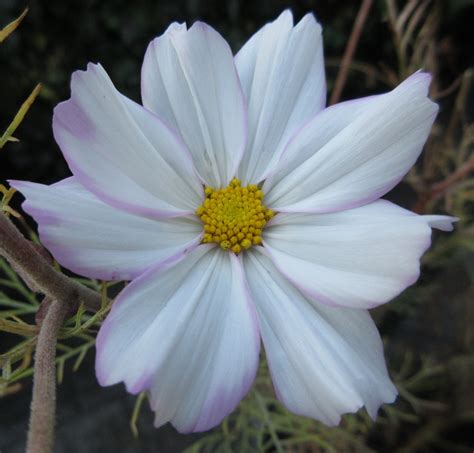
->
[[329, 0, 374, 105]]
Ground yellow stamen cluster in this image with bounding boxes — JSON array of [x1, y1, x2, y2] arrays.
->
[[196, 178, 275, 254]]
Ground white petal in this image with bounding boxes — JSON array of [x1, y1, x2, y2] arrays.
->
[[264, 73, 438, 213], [236, 11, 325, 184], [263, 200, 455, 309], [10, 178, 202, 280], [53, 63, 203, 218], [96, 246, 260, 433], [141, 22, 247, 188], [424, 215, 458, 231], [244, 249, 397, 424]]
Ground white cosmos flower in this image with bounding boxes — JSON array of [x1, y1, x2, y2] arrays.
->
[[11, 10, 456, 433]]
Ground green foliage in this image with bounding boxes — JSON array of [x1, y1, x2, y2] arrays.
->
[[171, 356, 458, 452], [0, 8, 28, 43], [0, 8, 42, 152], [0, 256, 115, 395], [0, 83, 42, 150], [182, 365, 375, 453]]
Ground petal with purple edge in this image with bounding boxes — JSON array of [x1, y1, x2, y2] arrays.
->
[[264, 72, 438, 213], [235, 10, 326, 184], [244, 248, 397, 425], [141, 22, 247, 188], [10, 178, 202, 281], [53, 63, 203, 219], [95, 245, 260, 433], [263, 200, 456, 309]]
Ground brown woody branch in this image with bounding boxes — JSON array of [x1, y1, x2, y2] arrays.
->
[[0, 211, 102, 453], [329, 0, 374, 105], [0, 211, 101, 310]]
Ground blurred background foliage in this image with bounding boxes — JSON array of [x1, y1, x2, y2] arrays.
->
[[1, 0, 474, 451]]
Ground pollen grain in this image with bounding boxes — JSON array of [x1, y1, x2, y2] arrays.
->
[[195, 178, 274, 253]]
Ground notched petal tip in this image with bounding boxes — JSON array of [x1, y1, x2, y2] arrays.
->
[[298, 11, 322, 32], [365, 383, 398, 422], [165, 21, 187, 34], [245, 250, 399, 427], [7, 179, 27, 191], [53, 63, 113, 141], [278, 8, 294, 24], [143, 22, 187, 64], [263, 201, 439, 309], [424, 215, 459, 232], [399, 71, 437, 107], [69, 62, 105, 91]]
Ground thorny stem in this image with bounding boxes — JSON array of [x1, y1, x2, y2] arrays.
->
[[329, 0, 374, 105], [26, 299, 69, 453], [0, 212, 101, 310]]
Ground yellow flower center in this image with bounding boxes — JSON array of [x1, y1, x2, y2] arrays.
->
[[195, 178, 275, 254]]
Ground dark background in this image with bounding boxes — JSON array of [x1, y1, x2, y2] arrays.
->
[[2, 0, 471, 187], [1, 0, 474, 452]]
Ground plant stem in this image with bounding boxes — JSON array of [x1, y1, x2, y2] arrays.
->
[[254, 390, 284, 453], [413, 156, 474, 213], [26, 299, 68, 453], [329, 0, 373, 105], [0, 212, 101, 310], [0, 212, 102, 451]]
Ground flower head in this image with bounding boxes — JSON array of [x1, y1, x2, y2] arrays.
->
[[11, 10, 456, 433], [196, 178, 274, 252]]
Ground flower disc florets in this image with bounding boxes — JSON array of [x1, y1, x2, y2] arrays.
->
[[196, 178, 275, 253]]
